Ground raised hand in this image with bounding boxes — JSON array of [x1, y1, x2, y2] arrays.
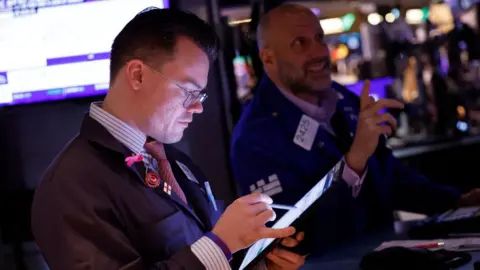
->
[[346, 80, 404, 174]]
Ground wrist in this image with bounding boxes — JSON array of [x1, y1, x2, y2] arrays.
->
[[206, 231, 233, 261], [345, 151, 368, 175]]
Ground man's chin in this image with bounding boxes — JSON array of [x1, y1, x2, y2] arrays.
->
[[157, 131, 184, 144]]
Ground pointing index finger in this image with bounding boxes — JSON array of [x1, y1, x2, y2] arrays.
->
[[360, 80, 371, 110]]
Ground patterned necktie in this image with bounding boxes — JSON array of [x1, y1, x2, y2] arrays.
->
[[144, 141, 188, 204]]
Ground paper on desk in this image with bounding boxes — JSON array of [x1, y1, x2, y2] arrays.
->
[[375, 238, 480, 252]]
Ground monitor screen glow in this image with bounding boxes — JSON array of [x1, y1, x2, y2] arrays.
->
[[0, 0, 168, 107], [344, 77, 394, 100]]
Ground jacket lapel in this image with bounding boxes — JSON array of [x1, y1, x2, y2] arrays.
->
[[151, 179, 207, 230], [80, 115, 206, 230], [167, 153, 213, 230]]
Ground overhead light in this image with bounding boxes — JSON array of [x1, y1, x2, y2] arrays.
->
[[320, 18, 345, 35], [385, 13, 395, 23], [341, 13, 356, 31], [228, 13, 356, 35], [229, 18, 252, 25], [392, 8, 400, 19], [406, 9, 424, 24], [368, 13, 383, 25]]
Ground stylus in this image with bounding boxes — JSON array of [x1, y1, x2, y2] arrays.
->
[[270, 204, 297, 210]]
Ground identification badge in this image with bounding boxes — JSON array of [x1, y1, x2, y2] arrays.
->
[[293, 114, 320, 151], [176, 161, 199, 184]]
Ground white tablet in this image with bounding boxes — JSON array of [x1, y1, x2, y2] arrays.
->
[[239, 160, 344, 269]]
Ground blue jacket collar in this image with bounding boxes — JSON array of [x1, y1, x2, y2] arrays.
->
[[256, 76, 306, 137], [255, 76, 358, 143]]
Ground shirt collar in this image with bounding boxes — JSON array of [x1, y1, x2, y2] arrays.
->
[[277, 86, 338, 124], [89, 102, 147, 155]]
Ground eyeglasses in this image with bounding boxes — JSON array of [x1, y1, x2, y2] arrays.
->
[[144, 64, 208, 108]]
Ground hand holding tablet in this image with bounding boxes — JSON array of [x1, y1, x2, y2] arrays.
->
[[212, 193, 296, 253], [266, 232, 306, 269], [239, 160, 343, 269]]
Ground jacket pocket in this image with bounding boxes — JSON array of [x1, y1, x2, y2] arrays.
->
[[132, 211, 188, 264]]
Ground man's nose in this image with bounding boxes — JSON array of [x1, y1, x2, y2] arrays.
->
[[186, 100, 203, 114], [310, 42, 330, 58]]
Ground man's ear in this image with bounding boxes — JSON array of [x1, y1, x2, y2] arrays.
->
[[259, 47, 274, 66], [124, 60, 144, 91]]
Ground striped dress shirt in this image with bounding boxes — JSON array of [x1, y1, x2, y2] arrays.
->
[[89, 102, 231, 270]]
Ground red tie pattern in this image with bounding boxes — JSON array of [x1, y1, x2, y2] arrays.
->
[[144, 141, 188, 204]]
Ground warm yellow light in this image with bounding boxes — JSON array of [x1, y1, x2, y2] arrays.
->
[[457, 106, 466, 118], [336, 44, 349, 59], [428, 3, 454, 33], [385, 13, 395, 23], [228, 18, 252, 25]]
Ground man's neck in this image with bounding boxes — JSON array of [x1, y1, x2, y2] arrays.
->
[[294, 91, 324, 105], [269, 75, 330, 105], [102, 95, 143, 134]]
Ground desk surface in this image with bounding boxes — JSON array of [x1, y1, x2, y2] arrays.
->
[[302, 231, 480, 270], [392, 135, 480, 159]]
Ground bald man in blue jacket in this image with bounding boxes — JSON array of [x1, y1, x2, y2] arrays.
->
[[231, 4, 480, 254]]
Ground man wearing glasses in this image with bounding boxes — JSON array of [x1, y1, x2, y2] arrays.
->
[[31, 8, 305, 270]]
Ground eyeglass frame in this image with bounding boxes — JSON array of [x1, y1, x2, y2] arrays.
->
[[143, 63, 208, 108]]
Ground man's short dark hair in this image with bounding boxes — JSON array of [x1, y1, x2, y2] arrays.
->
[[109, 7, 220, 82]]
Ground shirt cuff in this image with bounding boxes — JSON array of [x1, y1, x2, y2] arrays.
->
[[191, 236, 231, 270], [342, 158, 368, 198], [205, 232, 232, 261]]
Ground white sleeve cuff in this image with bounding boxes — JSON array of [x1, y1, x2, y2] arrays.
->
[[341, 158, 368, 198], [191, 236, 231, 270]]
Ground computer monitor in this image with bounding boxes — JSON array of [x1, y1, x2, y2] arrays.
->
[[0, 0, 169, 107]]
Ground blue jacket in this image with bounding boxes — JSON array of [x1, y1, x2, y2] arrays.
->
[[231, 76, 461, 252], [32, 115, 225, 269]]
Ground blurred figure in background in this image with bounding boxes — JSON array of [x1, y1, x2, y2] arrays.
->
[[402, 56, 420, 103]]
